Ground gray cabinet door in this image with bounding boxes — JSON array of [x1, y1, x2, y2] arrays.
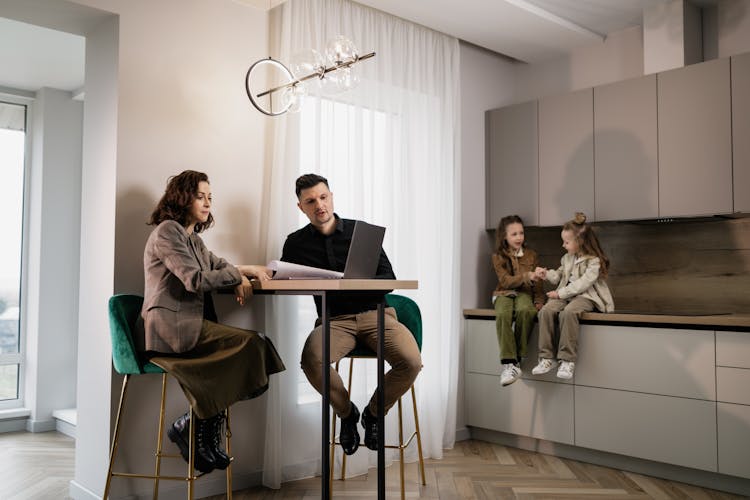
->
[[594, 75, 658, 221], [718, 402, 750, 479], [657, 58, 732, 217], [539, 89, 594, 226], [575, 386, 718, 472], [732, 52, 750, 213], [485, 101, 539, 229]]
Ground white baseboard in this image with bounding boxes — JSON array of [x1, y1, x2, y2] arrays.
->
[[0, 418, 27, 433], [454, 426, 470, 442], [25, 418, 56, 433]]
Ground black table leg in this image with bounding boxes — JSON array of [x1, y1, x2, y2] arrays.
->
[[322, 292, 330, 499], [377, 300, 385, 499]]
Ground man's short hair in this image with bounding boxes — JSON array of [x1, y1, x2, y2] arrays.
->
[[295, 173, 330, 198]]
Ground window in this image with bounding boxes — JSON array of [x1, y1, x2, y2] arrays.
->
[[0, 99, 28, 408], [294, 97, 400, 404]]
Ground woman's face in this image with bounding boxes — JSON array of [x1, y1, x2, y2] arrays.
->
[[187, 181, 212, 227], [561, 229, 579, 255], [505, 222, 525, 252]]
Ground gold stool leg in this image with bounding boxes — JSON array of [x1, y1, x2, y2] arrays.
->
[[398, 396, 405, 500], [411, 385, 426, 485], [340, 358, 355, 480], [153, 373, 168, 499], [104, 374, 130, 500], [225, 408, 233, 499]]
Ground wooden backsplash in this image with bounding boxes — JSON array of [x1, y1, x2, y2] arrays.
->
[[502, 217, 750, 315]]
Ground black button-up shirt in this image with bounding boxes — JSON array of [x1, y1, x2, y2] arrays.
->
[[280, 215, 395, 317]]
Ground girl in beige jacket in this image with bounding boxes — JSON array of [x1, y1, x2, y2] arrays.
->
[[531, 213, 614, 380]]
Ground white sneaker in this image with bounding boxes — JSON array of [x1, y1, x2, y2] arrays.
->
[[500, 363, 522, 386], [531, 358, 556, 375], [557, 361, 576, 380]]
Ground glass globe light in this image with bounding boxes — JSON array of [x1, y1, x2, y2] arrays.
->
[[325, 35, 358, 67], [281, 83, 306, 113], [288, 48, 325, 86]]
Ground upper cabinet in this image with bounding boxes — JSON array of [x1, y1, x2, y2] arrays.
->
[[657, 58, 732, 217], [594, 75, 658, 221], [538, 89, 594, 226], [732, 52, 750, 213], [485, 101, 538, 229]]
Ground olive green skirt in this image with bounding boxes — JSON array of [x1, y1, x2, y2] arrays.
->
[[149, 320, 285, 419]]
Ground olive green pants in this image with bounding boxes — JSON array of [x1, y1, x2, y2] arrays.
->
[[494, 293, 537, 362]]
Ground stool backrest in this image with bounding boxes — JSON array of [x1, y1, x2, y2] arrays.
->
[[385, 294, 422, 351], [108, 294, 145, 375]]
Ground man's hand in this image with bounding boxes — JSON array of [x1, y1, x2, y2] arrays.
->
[[235, 275, 254, 305], [546, 290, 560, 300]]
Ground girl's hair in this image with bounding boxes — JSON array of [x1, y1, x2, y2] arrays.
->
[[495, 214, 525, 255], [148, 170, 214, 233], [562, 212, 609, 278]]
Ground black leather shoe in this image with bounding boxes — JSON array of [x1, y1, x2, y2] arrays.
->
[[361, 405, 379, 451], [339, 402, 360, 456], [167, 412, 216, 473], [207, 411, 232, 470]]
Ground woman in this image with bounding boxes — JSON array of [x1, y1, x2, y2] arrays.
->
[[137, 170, 284, 473]]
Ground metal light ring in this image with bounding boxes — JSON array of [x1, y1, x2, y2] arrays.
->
[[245, 57, 295, 117]]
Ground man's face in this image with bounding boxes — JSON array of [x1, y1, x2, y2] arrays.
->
[[297, 182, 334, 228]]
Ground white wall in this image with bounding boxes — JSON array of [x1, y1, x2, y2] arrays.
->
[[515, 25, 644, 103], [458, 41, 519, 434], [24, 87, 82, 432]]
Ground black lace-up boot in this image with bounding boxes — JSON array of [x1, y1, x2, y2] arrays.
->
[[207, 411, 232, 470], [167, 411, 216, 473]]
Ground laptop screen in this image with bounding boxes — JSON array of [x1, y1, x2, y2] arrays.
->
[[343, 221, 386, 279]]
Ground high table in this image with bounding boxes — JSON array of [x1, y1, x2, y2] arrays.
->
[[252, 279, 418, 499]]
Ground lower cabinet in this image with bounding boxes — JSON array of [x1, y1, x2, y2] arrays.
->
[[718, 402, 750, 479], [466, 372, 574, 444], [574, 386, 717, 472], [465, 319, 750, 480]]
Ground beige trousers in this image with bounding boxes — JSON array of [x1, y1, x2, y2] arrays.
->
[[300, 307, 422, 419], [537, 296, 595, 362]]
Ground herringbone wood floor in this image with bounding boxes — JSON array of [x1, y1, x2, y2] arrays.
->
[[0, 432, 745, 499]]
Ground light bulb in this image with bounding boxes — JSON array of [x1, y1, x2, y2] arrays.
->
[[325, 35, 358, 67], [289, 48, 325, 84]]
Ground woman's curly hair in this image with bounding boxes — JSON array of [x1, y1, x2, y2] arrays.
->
[[148, 170, 214, 233]]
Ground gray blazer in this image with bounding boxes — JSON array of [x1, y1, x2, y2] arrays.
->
[[138, 220, 242, 353]]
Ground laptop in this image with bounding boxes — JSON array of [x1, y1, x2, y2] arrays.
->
[[268, 220, 385, 279], [342, 221, 386, 279]]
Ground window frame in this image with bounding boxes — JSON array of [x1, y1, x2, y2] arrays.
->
[[0, 92, 33, 410]]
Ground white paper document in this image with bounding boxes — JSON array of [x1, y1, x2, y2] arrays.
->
[[267, 260, 344, 280]]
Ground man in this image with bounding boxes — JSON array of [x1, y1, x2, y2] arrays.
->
[[281, 173, 422, 456]]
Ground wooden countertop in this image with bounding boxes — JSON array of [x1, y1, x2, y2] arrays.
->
[[463, 308, 750, 330]]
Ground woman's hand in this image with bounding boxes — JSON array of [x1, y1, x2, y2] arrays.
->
[[237, 264, 272, 281], [546, 290, 560, 300], [535, 302, 544, 311], [235, 275, 254, 305]]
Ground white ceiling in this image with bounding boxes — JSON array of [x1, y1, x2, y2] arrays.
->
[[0, 16, 84, 94], [0, 0, 716, 95], [356, 0, 668, 63]]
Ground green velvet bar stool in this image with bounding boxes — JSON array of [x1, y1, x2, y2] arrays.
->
[[104, 294, 233, 500], [329, 293, 426, 500]]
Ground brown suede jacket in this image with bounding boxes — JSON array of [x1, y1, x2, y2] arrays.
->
[[492, 248, 545, 306]]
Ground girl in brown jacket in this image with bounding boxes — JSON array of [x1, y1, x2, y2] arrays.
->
[[492, 215, 545, 386]]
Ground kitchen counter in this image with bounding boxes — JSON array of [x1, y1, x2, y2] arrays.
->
[[463, 308, 750, 330]]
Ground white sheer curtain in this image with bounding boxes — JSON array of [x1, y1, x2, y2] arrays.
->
[[261, 0, 461, 487]]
